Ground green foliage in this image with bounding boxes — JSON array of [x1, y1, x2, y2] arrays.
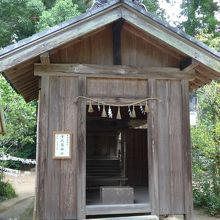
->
[[191, 81, 220, 215], [0, 0, 45, 48], [196, 32, 220, 51], [143, 0, 166, 18], [36, 0, 80, 31], [193, 181, 220, 216], [0, 173, 17, 202], [0, 76, 37, 161], [180, 0, 219, 36]]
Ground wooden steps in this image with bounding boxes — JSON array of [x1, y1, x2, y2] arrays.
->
[[85, 215, 159, 220], [87, 159, 126, 187], [86, 203, 151, 216]]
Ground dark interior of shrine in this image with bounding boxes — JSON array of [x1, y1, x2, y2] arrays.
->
[[86, 105, 149, 214]]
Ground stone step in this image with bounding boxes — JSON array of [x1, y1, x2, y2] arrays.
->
[[86, 215, 159, 220]]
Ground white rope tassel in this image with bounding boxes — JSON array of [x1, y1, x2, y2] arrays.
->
[[108, 106, 113, 118], [116, 107, 122, 119], [74, 96, 160, 107], [101, 105, 107, 117], [131, 105, 136, 118], [88, 101, 94, 113], [144, 101, 150, 113]]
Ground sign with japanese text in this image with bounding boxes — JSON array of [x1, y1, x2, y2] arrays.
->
[[53, 132, 72, 159]]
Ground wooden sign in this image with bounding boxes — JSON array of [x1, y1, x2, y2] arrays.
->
[[53, 131, 72, 159]]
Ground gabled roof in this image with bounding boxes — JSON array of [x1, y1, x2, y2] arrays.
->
[[0, 0, 220, 101]]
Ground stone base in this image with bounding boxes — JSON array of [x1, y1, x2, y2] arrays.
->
[[100, 186, 134, 204]]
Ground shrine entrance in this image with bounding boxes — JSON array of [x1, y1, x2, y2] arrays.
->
[[85, 104, 150, 216]]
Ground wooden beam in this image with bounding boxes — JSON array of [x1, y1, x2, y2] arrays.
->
[[112, 19, 124, 65], [180, 57, 198, 71], [34, 63, 195, 80], [85, 216, 158, 220], [40, 52, 50, 65]]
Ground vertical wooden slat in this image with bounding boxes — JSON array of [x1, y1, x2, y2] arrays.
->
[[77, 76, 87, 219], [148, 79, 159, 216], [46, 77, 61, 219], [60, 77, 78, 219], [36, 76, 49, 220], [157, 80, 171, 214], [169, 81, 184, 214], [91, 28, 113, 65], [181, 80, 193, 220]]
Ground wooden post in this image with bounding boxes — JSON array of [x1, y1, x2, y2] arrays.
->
[[35, 76, 50, 220], [121, 131, 126, 179], [181, 80, 193, 220], [77, 76, 87, 219], [147, 79, 159, 216], [112, 19, 124, 65]]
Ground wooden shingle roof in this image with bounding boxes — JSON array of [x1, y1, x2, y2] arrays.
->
[[0, 0, 220, 101]]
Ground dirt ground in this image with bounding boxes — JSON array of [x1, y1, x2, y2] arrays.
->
[[0, 173, 219, 220]]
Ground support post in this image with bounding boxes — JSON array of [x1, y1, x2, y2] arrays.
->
[[181, 80, 193, 220], [112, 19, 124, 65], [148, 79, 159, 216], [77, 76, 87, 219]]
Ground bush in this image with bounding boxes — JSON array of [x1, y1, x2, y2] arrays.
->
[[0, 174, 17, 202], [193, 180, 220, 216]]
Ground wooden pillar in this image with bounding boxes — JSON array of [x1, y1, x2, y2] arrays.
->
[[147, 79, 159, 216], [36, 76, 49, 220], [181, 80, 193, 220], [36, 76, 80, 219], [77, 76, 87, 219]]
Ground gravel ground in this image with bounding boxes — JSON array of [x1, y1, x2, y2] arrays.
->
[[0, 173, 219, 220]]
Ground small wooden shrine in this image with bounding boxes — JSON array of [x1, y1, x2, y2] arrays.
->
[[0, 0, 220, 219]]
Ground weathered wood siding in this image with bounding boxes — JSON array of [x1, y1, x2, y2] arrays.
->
[[87, 78, 148, 98], [36, 25, 192, 219], [36, 76, 85, 220], [148, 79, 192, 216], [50, 25, 181, 68]]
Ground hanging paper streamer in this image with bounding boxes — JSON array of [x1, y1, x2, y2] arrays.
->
[[131, 105, 136, 118], [88, 101, 94, 113], [140, 104, 145, 115], [0, 154, 36, 164], [144, 101, 150, 113], [74, 96, 160, 118], [116, 107, 122, 119], [0, 166, 21, 176], [101, 105, 107, 117], [128, 106, 132, 117], [108, 106, 113, 118]]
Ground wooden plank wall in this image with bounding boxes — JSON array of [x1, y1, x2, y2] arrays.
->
[[36, 76, 82, 220], [148, 79, 192, 216], [50, 25, 181, 68], [36, 25, 192, 219], [87, 78, 148, 98]]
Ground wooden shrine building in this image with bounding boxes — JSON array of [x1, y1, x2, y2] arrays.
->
[[0, 0, 220, 219]]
